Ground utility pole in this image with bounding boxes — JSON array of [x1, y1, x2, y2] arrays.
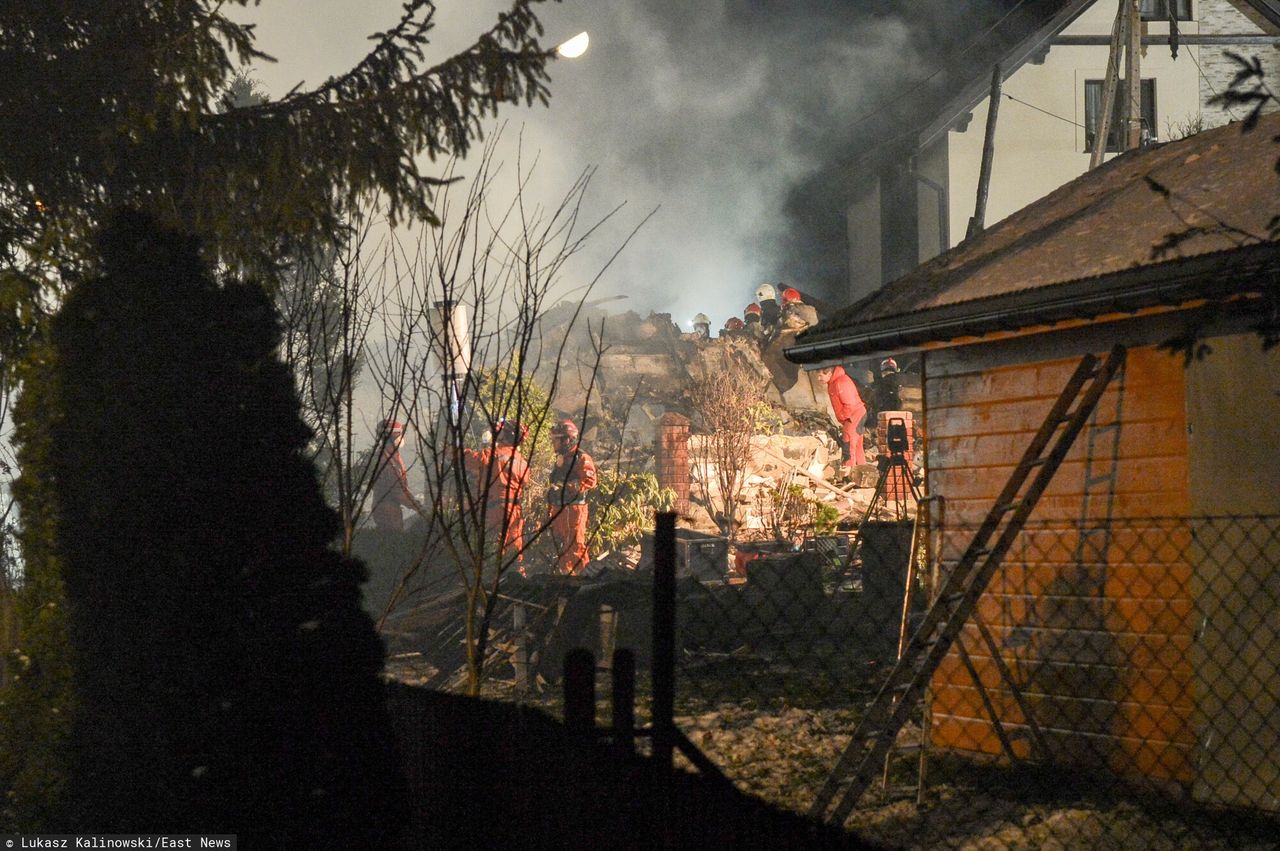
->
[[1091, 0, 1144, 167], [967, 64, 1003, 240], [1090, 1, 1127, 168], [1123, 0, 1143, 150]]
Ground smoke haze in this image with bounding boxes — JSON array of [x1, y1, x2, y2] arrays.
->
[[243, 0, 1011, 327]]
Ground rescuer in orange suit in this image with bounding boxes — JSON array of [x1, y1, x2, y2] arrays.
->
[[816, 365, 867, 467], [371, 419, 417, 532], [463, 419, 531, 569], [547, 419, 598, 575]]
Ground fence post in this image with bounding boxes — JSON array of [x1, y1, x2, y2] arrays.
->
[[652, 511, 676, 770], [563, 648, 596, 735], [611, 648, 636, 756], [598, 604, 618, 671]]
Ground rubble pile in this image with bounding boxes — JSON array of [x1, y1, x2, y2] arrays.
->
[[530, 298, 924, 537], [687, 432, 874, 537], [533, 303, 833, 450]]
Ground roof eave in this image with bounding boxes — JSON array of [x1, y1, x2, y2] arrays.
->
[[785, 245, 1280, 363], [1247, 0, 1280, 29], [917, 0, 1095, 150]]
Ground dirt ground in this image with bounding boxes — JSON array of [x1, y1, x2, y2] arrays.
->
[[385, 656, 1278, 851], [674, 704, 1278, 851]]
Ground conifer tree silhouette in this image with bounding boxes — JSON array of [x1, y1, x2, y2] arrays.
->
[[48, 210, 406, 846]]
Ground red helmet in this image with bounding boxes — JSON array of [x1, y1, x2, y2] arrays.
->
[[551, 419, 579, 446], [781, 287, 802, 304], [494, 418, 527, 446], [744, 303, 762, 317], [880, 357, 899, 374], [724, 317, 745, 331]]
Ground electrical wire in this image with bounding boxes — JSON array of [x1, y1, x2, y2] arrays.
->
[[1186, 45, 1242, 122], [1002, 91, 1087, 129]]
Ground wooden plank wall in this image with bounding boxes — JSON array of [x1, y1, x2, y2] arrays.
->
[[925, 344, 1196, 784]]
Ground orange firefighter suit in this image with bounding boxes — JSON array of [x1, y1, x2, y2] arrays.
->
[[547, 448, 598, 575], [372, 440, 415, 532], [825, 366, 867, 467], [464, 442, 530, 563]]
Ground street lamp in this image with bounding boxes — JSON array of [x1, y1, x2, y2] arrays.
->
[[555, 31, 589, 59]]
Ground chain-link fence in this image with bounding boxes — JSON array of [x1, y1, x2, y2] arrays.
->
[[382, 513, 1280, 847], [669, 514, 1280, 849]]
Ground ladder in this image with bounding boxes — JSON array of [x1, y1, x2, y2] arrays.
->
[[810, 345, 1128, 825]]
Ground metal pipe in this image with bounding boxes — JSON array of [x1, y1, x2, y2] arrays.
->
[[432, 299, 472, 438]]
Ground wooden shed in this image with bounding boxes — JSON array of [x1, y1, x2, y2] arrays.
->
[[788, 115, 1280, 810]]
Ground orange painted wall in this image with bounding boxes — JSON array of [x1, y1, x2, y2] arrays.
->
[[925, 344, 1196, 784]]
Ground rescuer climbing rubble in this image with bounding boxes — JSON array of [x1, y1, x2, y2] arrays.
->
[[815, 365, 867, 467]]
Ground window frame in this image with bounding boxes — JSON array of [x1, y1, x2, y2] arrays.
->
[[1084, 78, 1158, 153], [1140, 0, 1193, 21]]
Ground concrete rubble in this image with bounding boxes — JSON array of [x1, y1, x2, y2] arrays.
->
[[532, 300, 920, 537]]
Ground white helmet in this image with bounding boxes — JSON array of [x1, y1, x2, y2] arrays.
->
[[693, 312, 710, 326], [756, 283, 776, 302]]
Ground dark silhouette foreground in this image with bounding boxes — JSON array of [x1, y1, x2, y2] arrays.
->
[[386, 682, 878, 850], [44, 211, 405, 846]]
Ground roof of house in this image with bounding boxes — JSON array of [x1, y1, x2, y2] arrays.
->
[[788, 112, 1280, 363], [916, 0, 1280, 150]]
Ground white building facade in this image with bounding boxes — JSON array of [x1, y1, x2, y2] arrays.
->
[[846, 0, 1280, 304]]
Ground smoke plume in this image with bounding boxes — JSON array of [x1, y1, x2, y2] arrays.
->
[[245, 0, 1016, 326]]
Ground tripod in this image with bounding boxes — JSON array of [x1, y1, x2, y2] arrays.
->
[[862, 416, 922, 522], [838, 416, 921, 580]]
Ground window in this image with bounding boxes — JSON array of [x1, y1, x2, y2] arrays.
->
[[1140, 0, 1192, 21], [1084, 78, 1157, 152]]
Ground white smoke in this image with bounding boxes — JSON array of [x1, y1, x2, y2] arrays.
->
[[237, 0, 1008, 327]]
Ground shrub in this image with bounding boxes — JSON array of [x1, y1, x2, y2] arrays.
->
[[759, 484, 841, 544], [588, 469, 676, 552]]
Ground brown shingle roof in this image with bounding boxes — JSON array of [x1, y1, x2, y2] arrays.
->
[[790, 113, 1280, 362]]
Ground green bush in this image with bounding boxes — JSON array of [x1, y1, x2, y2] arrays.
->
[[462, 363, 556, 516], [587, 469, 676, 552], [761, 483, 841, 542], [35, 211, 406, 845]]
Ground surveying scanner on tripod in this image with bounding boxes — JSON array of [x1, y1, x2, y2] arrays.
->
[[837, 413, 924, 589], [867, 416, 922, 522]]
